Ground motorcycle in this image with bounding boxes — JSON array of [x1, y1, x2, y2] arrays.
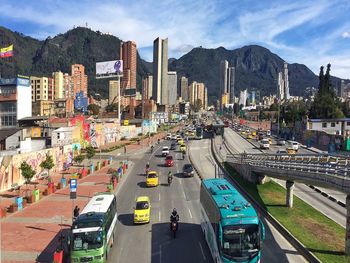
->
[[171, 221, 178, 238], [168, 175, 172, 186]]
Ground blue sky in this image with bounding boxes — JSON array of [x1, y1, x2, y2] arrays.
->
[[1, 0, 350, 78]]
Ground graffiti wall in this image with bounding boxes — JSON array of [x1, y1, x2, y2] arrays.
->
[[103, 123, 120, 145], [302, 130, 344, 152], [120, 125, 137, 139], [0, 147, 64, 191]]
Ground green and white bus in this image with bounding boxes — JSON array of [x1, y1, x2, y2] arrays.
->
[[70, 192, 117, 263]]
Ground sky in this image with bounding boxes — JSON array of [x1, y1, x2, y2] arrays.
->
[[1, 0, 350, 78]]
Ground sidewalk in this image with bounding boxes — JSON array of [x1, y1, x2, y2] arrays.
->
[[0, 126, 181, 263]]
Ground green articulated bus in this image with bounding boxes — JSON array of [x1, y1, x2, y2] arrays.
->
[[200, 178, 265, 263], [69, 192, 117, 263]]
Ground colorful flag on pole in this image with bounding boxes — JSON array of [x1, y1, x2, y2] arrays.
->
[[0, 45, 13, 58]]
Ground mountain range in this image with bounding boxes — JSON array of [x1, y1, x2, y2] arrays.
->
[[0, 26, 343, 104]]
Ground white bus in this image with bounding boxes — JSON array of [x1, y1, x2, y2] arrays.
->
[[70, 192, 117, 263]]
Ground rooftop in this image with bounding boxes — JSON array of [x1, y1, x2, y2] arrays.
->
[[0, 128, 21, 141]]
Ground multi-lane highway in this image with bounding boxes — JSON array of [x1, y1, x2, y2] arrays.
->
[[224, 127, 347, 227], [109, 141, 212, 263], [189, 134, 307, 263]]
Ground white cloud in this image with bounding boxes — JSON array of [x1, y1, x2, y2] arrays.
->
[[342, 32, 350, 38]]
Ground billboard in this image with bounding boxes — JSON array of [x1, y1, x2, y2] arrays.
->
[[96, 60, 123, 78]]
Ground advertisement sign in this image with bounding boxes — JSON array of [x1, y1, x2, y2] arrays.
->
[[96, 60, 123, 78], [70, 179, 77, 192]]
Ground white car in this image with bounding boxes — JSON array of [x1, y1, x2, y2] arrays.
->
[[166, 133, 172, 140], [171, 135, 177, 140], [266, 130, 271, 136], [161, 146, 170, 156], [260, 139, 270, 149], [287, 141, 299, 152]]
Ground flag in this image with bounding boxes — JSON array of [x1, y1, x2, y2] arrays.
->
[[0, 44, 13, 58]]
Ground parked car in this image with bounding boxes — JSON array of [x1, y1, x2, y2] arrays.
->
[[260, 139, 270, 149], [183, 164, 194, 177], [165, 155, 174, 167], [162, 146, 170, 156], [277, 139, 286, 146]]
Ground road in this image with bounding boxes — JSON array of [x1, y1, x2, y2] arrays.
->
[[189, 133, 307, 263], [224, 127, 346, 227], [109, 141, 212, 263]]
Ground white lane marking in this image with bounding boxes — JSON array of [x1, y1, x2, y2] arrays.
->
[[199, 242, 207, 260], [183, 189, 186, 199], [158, 192, 161, 202], [179, 179, 182, 185], [188, 207, 193, 218], [159, 210, 161, 222]]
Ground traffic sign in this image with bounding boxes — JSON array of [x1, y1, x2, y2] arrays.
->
[[124, 119, 129, 126], [70, 179, 77, 192]]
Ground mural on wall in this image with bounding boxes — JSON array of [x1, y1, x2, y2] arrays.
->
[[89, 122, 98, 148], [120, 125, 137, 139], [104, 123, 120, 144]]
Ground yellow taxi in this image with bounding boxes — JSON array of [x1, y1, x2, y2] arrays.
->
[[134, 196, 151, 224], [247, 134, 253, 139], [180, 144, 186, 153], [241, 131, 247, 135], [287, 148, 296, 154], [252, 131, 257, 136], [177, 139, 184, 145], [268, 138, 272, 144], [146, 171, 159, 187]]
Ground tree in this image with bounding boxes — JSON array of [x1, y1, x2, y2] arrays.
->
[[74, 155, 85, 164], [87, 104, 100, 115], [19, 161, 35, 197], [40, 153, 55, 183], [86, 145, 96, 159]]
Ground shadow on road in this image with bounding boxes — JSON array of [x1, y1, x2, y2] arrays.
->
[[151, 222, 212, 263], [137, 182, 148, 188], [118, 213, 135, 226]]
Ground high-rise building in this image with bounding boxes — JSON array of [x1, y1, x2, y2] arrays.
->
[[63, 73, 74, 99], [180, 76, 188, 101], [277, 62, 290, 101], [120, 41, 137, 92], [239, 89, 248, 107], [167, 71, 177, 106], [189, 81, 197, 106], [204, 87, 208, 110], [142, 75, 153, 100], [220, 60, 228, 96], [197, 83, 205, 110], [284, 62, 290, 100], [31, 77, 49, 102], [153, 37, 168, 105], [71, 64, 88, 96], [0, 77, 32, 129], [228, 67, 235, 103], [109, 80, 120, 104], [53, 71, 64, 99], [48, 78, 54, 101]]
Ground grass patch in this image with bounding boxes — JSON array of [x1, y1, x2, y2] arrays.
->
[[224, 163, 346, 263]]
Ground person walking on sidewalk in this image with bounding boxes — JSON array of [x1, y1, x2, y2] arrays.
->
[[124, 146, 127, 154], [73, 206, 80, 220]]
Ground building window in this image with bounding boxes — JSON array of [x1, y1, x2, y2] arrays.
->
[[331, 122, 335, 127], [347, 122, 350, 126], [322, 123, 327, 128]]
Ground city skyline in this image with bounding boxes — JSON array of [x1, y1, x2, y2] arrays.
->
[[0, 0, 349, 79]]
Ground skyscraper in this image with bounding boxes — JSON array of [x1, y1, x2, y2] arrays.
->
[[120, 41, 137, 91], [71, 64, 88, 96], [284, 62, 290, 100], [167, 71, 177, 105], [219, 60, 229, 97], [53, 71, 64, 99], [109, 80, 120, 104], [153, 37, 168, 105], [142, 75, 153, 100], [228, 67, 235, 103], [180, 76, 188, 101], [278, 72, 284, 100]]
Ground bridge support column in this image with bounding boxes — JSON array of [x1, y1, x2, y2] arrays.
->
[[286, 180, 294, 208], [345, 195, 350, 255]]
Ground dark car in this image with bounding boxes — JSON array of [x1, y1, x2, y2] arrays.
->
[[170, 142, 177, 150], [183, 164, 194, 177]]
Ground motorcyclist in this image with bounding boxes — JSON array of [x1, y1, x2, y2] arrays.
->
[[182, 151, 186, 160], [145, 162, 150, 174], [170, 208, 179, 230], [151, 145, 154, 153], [168, 171, 173, 184]]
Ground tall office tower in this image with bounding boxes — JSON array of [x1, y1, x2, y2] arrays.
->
[[120, 41, 137, 91], [278, 71, 284, 100], [71, 64, 88, 96], [284, 62, 290, 100], [180, 76, 188, 101], [142, 75, 153, 100], [219, 60, 229, 97], [239, 89, 248, 107], [204, 87, 208, 110], [153, 37, 168, 105], [53, 71, 64, 99], [167, 71, 177, 105], [227, 67, 235, 103], [196, 83, 205, 110], [109, 80, 120, 104], [189, 81, 197, 106]]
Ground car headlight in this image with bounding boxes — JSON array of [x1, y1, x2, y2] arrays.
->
[[95, 254, 103, 260], [72, 258, 79, 262]]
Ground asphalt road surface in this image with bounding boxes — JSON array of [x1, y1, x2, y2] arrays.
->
[[108, 141, 212, 263]]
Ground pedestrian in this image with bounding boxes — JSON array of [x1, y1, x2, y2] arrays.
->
[[73, 205, 80, 219], [124, 146, 127, 154]]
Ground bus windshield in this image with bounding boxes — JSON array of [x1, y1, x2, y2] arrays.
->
[[73, 230, 103, 251], [222, 224, 259, 260]]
